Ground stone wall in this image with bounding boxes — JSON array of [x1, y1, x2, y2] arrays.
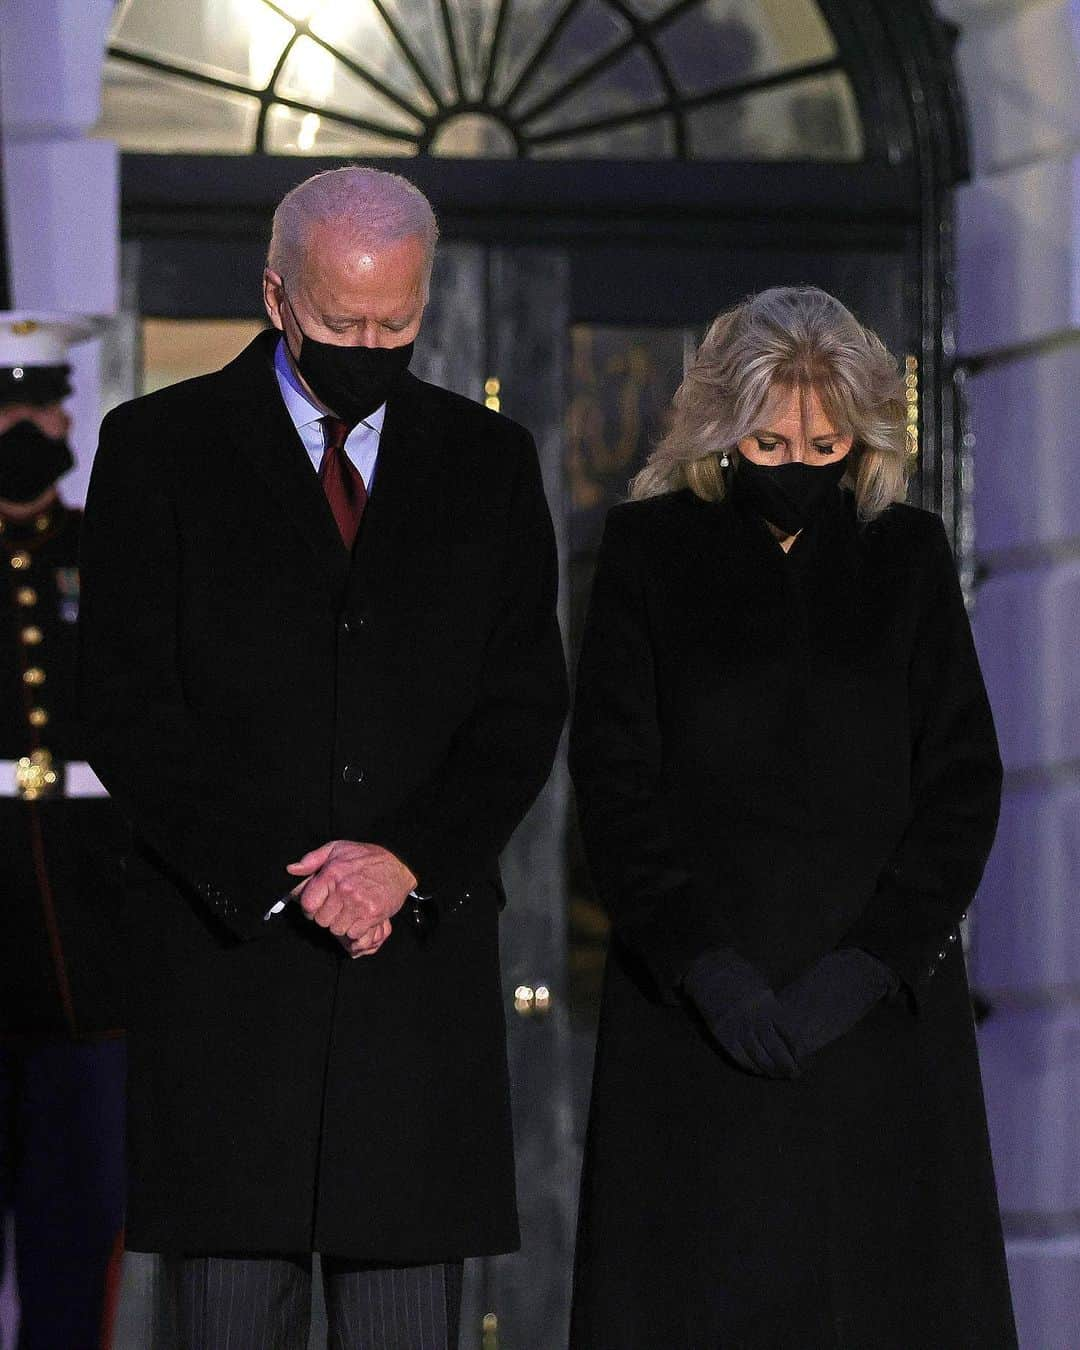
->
[[937, 2, 1080, 1344], [0, 0, 119, 503]]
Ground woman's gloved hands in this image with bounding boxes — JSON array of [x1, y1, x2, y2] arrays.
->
[[775, 947, 899, 1060], [682, 948, 799, 1079], [683, 946, 900, 1077]]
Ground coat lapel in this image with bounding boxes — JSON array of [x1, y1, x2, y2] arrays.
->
[[216, 331, 350, 588], [349, 373, 450, 605]]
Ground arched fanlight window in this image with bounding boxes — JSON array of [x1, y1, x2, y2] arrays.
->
[[101, 0, 863, 160]]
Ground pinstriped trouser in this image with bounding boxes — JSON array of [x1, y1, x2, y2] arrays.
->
[[169, 1253, 463, 1349]]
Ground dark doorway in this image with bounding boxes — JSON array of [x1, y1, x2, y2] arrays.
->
[[109, 4, 970, 1345]]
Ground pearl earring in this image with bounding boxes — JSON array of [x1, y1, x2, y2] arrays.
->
[[720, 451, 731, 469]]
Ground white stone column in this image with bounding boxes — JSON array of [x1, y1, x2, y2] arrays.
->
[[0, 0, 118, 504], [939, 1, 1080, 1344]]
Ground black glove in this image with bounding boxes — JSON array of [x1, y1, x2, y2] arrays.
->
[[775, 948, 899, 1060], [682, 947, 799, 1079]]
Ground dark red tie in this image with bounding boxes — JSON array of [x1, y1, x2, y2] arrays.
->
[[320, 416, 368, 550]]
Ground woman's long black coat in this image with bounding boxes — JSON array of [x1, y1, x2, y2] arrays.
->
[[568, 486, 1016, 1349]]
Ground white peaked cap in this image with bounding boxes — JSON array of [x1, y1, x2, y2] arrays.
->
[[0, 312, 100, 368]]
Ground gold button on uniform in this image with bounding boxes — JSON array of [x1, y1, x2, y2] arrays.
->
[[10, 551, 31, 570], [34, 514, 50, 533], [20, 626, 42, 646], [15, 749, 58, 801], [28, 707, 48, 727], [15, 587, 37, 607], [23, 667, 46, 687]]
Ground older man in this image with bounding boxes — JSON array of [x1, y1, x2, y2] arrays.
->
[[79, 167, 568, 1349]]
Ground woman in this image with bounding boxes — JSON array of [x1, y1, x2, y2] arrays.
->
[[569, 287, 1016, 1348]]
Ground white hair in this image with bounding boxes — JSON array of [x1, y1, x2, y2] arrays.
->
[[267, 165, 439, 291]]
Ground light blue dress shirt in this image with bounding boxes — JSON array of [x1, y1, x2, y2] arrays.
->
[[272, 335, 385, 490]]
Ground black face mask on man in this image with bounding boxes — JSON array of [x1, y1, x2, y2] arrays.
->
[[0, 418, 75, 503], [284, 296, 414, 426], [733, 456, 848, 536]]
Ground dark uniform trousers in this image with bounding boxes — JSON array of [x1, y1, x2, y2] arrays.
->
[[0, 1039, 126, 1350], [169, 1253, 463, 1350]]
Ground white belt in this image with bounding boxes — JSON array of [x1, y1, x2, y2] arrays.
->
[[0, 758, 109, 799]]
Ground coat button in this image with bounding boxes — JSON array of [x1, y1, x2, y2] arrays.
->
[[342, 615, 365, 633], [10, 550, 31, 570], [22, 667, 46, 686], [342, 764, 365, 784], [15, 586, 36, 607], [937, 948, 947, 961]]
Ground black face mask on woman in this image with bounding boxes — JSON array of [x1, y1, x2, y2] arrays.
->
[[285, 296, 414, 426], [0, 419, 75, 503], [733, 456, 847, 536]]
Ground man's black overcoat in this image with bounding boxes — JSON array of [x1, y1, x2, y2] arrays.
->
[[569, 486, 1016, 1348], [78, 332, 568, 1258]]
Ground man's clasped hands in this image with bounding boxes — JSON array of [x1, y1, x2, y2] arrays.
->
[[286, 841, 417, 959]]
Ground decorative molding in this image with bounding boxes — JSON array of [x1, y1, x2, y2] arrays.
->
[[963, 326, 1080, 375], [1001, 756, 1080, 792], [979, 537, 1080, 578], [1001, 1210, 1080, 1241]]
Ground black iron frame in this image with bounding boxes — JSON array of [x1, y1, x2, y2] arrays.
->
[[819, 0, 970, 543], [108, 0, 857, 158]]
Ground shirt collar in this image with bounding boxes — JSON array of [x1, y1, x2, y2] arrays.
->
[[272, 334, 386, 436]]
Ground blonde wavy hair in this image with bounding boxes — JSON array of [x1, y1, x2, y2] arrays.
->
[[630, 286, 910, 521]]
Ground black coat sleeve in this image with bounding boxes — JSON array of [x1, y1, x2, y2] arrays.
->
[[569, 507, 738, 1003], [369, 431, 568, 896], [79, 405, 316, 940], [842, 518, 1003, 1002]]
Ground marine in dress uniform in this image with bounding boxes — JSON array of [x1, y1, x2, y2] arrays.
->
[[0, 315, 127, 1350]]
